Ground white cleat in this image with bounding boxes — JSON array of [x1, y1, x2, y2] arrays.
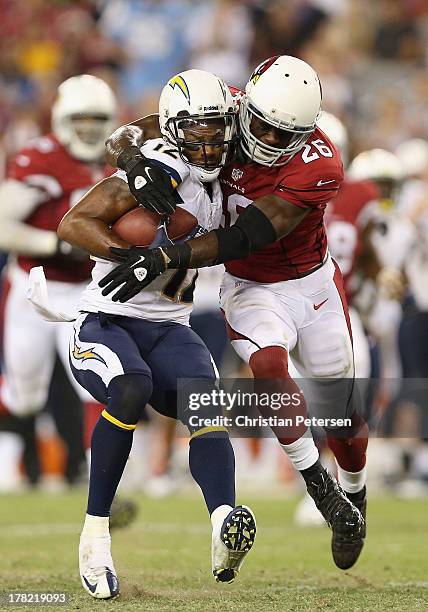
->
[[79, 533, 120, 599], [294, 491, 327, 527], [211, 504, 256, 583]]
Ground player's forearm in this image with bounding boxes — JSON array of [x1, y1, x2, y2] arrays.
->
[[358, 223, 381, 280], [58, 178, 134, 260], [59, 214, 130, 260], [105, 115, 162, 167], [162, 205, 279, 269], [162, 197, 306, 270], [0, 222, 57, 256]]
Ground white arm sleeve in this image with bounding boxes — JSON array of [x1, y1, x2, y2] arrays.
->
[[0, 179, 58, 256]]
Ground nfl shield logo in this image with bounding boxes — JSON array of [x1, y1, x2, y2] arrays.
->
[[231, 168, 243, 182]]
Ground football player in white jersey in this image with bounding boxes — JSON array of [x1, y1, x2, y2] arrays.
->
[[58, 69, 256, 600]]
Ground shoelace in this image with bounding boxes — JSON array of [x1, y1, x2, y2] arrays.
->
[[323, 487, 354, 524]]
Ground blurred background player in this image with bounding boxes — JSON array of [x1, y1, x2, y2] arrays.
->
[[346, 148, 406, 396], [348, 145, 428, 493], [393, 139, 428, 491], [0, 75, 115, 489]]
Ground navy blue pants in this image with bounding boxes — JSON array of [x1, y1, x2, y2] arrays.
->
[[70, 312, 217, 422]]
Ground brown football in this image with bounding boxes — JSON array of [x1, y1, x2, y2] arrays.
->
[[112, 206, 198, 247]]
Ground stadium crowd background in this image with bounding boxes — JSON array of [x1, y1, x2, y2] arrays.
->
[[1, 0, 428, 170], [0, 0, 428, 499]]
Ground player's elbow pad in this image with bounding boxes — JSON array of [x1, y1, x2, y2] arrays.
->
[[214, 205, 277, 264]]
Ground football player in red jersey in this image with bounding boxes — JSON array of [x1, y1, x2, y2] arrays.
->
[[0, 75, 116, 486], [82, 56, 367, 570]]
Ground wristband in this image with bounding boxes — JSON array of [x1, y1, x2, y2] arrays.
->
[[161, 243, 192, 269], [214, 205, 277, 264], [117, 146, 144, 171]]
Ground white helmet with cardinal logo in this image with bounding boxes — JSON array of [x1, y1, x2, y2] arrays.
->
[[240, 55, 322, 167]]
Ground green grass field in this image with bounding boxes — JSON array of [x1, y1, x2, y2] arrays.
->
[[0, 489, 427, 611]]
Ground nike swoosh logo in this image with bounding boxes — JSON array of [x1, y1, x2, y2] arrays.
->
[[317, 179, 336, 186], [313, 298, 328, 310], [146, 167, 154, 182], [131, 255, 146, 268], [82, 575, 97, 593]]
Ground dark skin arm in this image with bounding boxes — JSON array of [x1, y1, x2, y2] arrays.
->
[[100, 193, 308, 303], [105, 115, 160, 167], [105, 116, 308, 266], [99, 121, 310, 302], [185, 195, 308, 268], [57, 177, 137, 260], [358, 221, 381, 280], [359, 220, 405, 300], [105, 114, 177, 215]]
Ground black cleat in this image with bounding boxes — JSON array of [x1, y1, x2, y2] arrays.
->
[[109, 497, 138, 530], [348, 486, 367, 539], [306, 469, 365, 570]]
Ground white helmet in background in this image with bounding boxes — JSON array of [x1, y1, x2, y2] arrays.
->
[[395, 138, 428, 178], [52, 74, 117, 162], [348, 149, 403, 182], [317, 111, 349, 166], [159, 69, 237, 182], [239, 55, 322, 167]]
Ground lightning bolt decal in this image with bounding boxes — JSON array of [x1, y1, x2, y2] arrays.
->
[[72, 344, 107, 366], [168, 75, 190, 104]]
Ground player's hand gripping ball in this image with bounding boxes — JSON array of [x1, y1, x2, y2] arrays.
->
[[99, 245, 167, 302], [117, 147, 177, 215], [112, 206, 197, 247], [101, 206, 197, 302]]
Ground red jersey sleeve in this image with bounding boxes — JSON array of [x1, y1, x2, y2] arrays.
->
[[273, 130, 344, 209], [7, 136, 63, 200]]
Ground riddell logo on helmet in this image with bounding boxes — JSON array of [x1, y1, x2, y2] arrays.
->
[[203, 105, 219, 111]]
